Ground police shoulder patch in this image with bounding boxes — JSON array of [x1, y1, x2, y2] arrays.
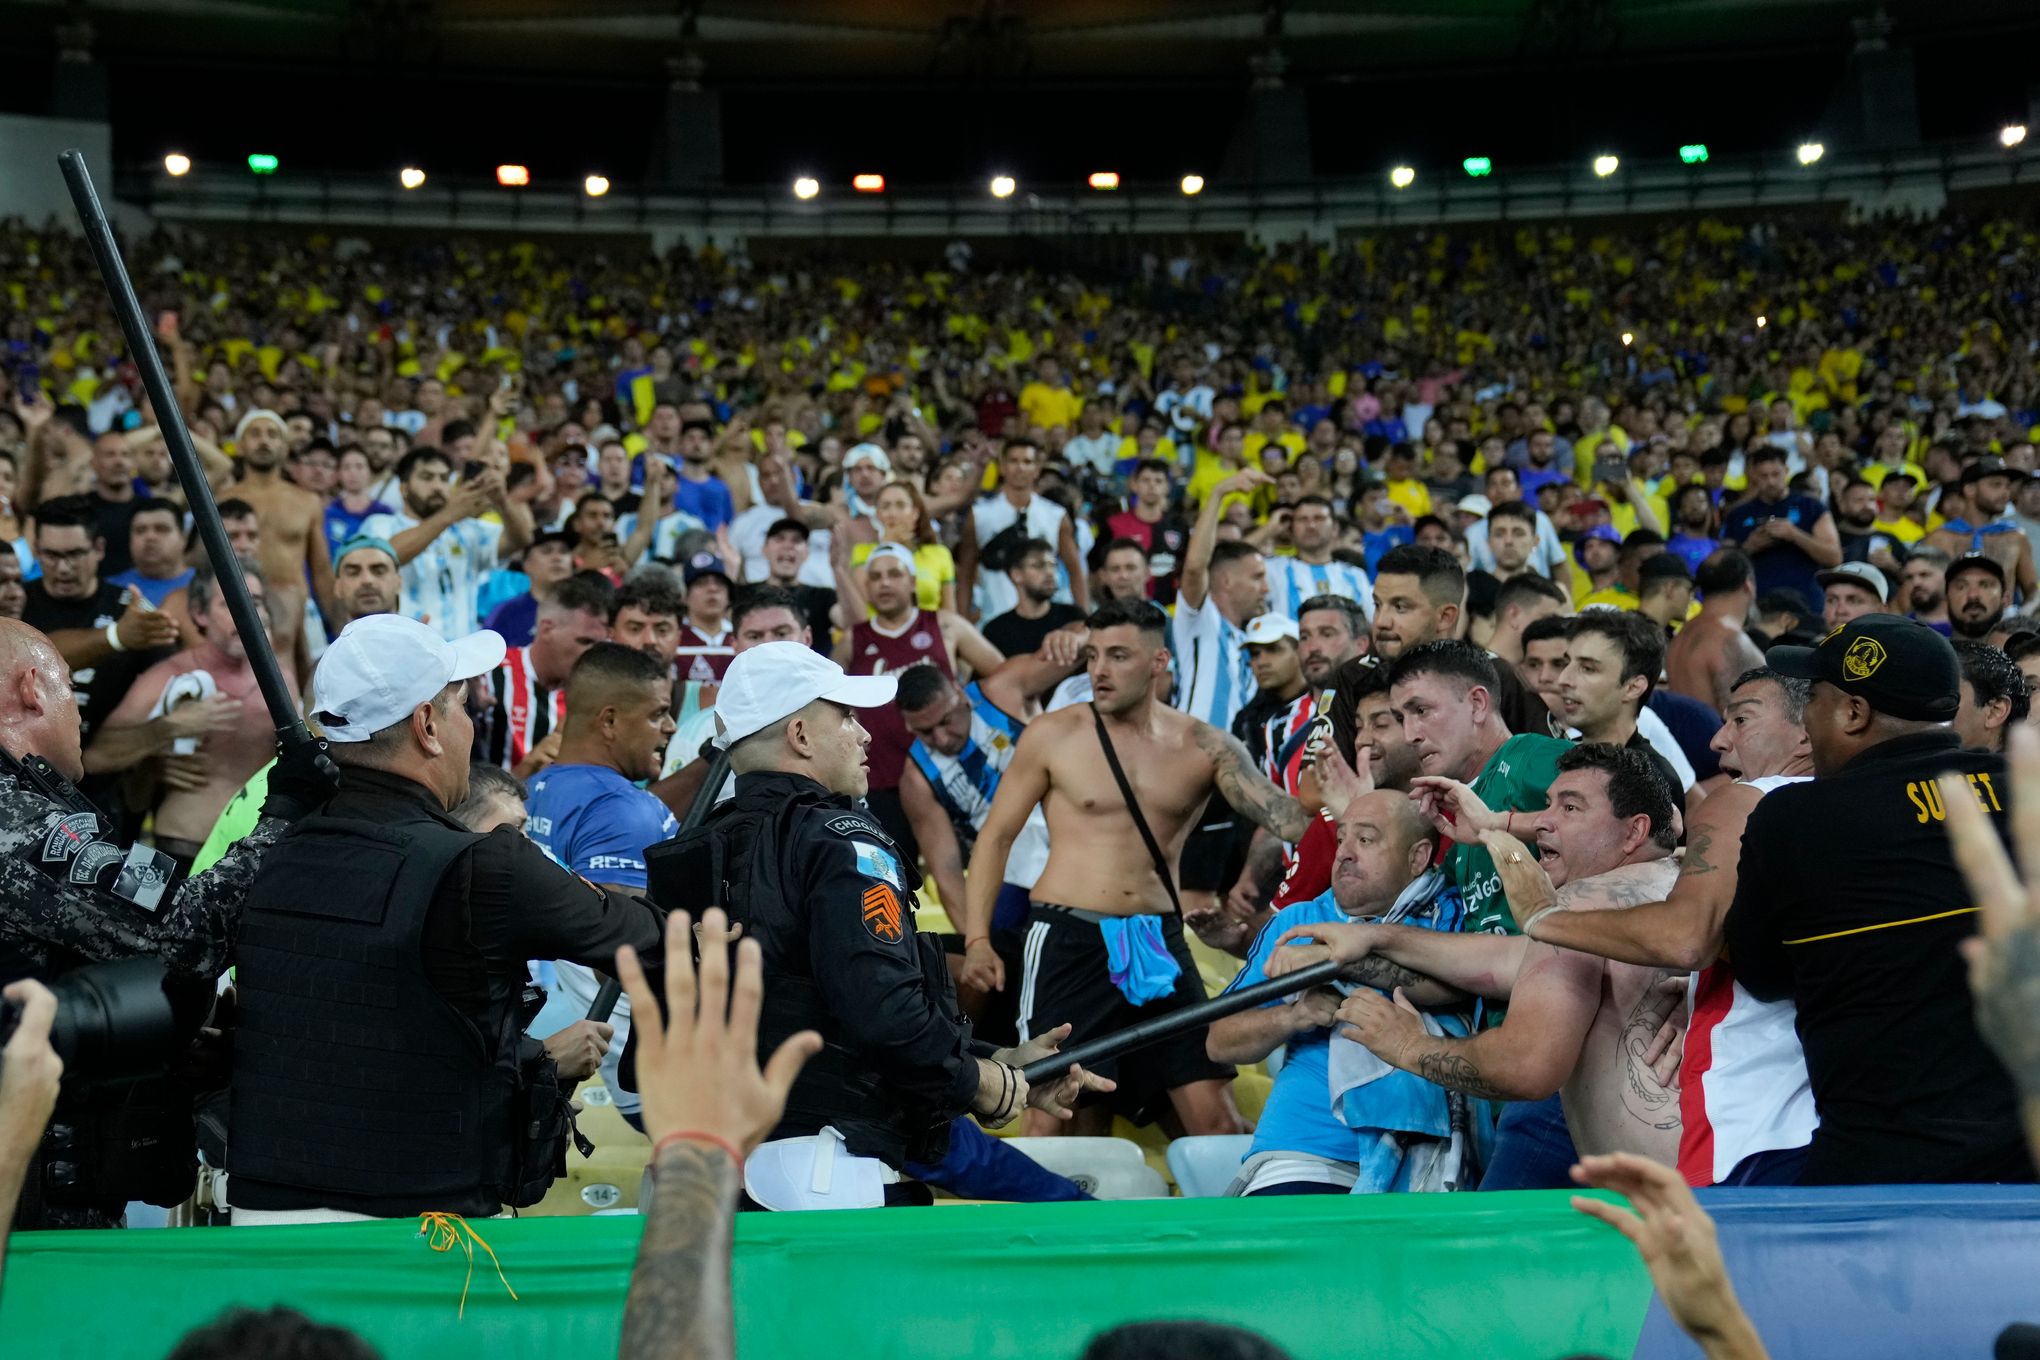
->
[[826, 813, 886, 842]]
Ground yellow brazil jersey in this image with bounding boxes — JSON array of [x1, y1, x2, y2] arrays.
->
[[1873, 517, 1926, 545], [1243, 430, 1307, 466], [1385, 477, 1432, 521], [1018, 382, 1082, 432]]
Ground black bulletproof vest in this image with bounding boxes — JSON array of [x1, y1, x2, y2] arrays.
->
[[645, 780, 956, 1168], [229, 808, 518, 1204]]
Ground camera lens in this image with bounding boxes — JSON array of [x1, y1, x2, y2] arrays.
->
[[4, 958, 183, 1086]]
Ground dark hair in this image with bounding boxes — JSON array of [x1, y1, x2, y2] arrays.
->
[[395, 446, 453, 482], [1638, 553, 1693, 595], [453, 763, 528, 830], [766, 516, 809, 541], [732, 583, 807, 632], [1087, 597, 1169, 640], [1327, 655, 1389, 769], [2005, 632, 2040, 664], [1756, 589, 1818, 630], [129, 496, 183, 527], [1746, 444, 1789, 468], [1495, 573, 1568, 617], [1374, 544, 1466, 607], [548, 573, 617, 619], [1130, 457, 1172, 481], [896, 660, 957, 712], [1487, 499, 1537, 531], [165, 1307, 382, 1360], [33, 496, 99, 537], [1564, 610, 1664, 707], [568, 638, 670, 694], [1729, 666, 1811, 723], [1557, 742, 1678, 851], [611, 574, 683, 624], [1695, 548, 1756, 597], [1009, 537, 1056, 572], [1080, 1321, 1291, 1360], [440, 419, 476, 446], [1621, 528, 1666, 555], [1521, 612, 1572, 648], [1101, 536, 1150, 561], [1292, 493, 1333, 513], [216, 496, 257, 523], [1209, 540, 1261, 574], [1386, 638, 1499, 695], [1954, 640, 2031, 731], [1298, 593, 1367, 637]]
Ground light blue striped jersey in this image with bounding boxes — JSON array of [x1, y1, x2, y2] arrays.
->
[[1169, 595, 1256, 731], [1263, 554, 1374, 622]]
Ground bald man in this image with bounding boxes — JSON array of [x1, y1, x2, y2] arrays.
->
[[0, 617, 335, 1227]]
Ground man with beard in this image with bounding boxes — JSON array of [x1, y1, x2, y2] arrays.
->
[[231, 409, 335, 671], [1833, 472, 1903, 572], [1664, 484, 1719, 575], [963, 599, 1326, 1139], [1274, 745, 1685, 1177], [1947, 554, 2010, 641], [1266, 495, 1371, 620], [1297, 595, 1370, 687], [362, 447, 534, 641], [1902, 545, 1954, 635], [669, 418, 733, 531], [330, 536, 404, 628], [1927, 458, 2035, 603]]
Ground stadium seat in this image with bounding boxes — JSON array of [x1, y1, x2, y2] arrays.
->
[[999, 1136, 1169, 1199], [1166, 1135, 1254, 1198]]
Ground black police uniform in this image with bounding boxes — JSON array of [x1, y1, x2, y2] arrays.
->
[[1724, 616, 2036, 1186], [645, 770, 987, 1179], [0, 748, 291, 1228], [228, 767, 663, 1218]]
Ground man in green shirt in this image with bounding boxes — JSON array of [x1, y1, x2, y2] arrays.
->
[[1383, 640, 1571, 935]]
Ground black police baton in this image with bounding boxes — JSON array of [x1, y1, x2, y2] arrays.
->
[[57, 151, 315, 759], [1018, 958, 1345, 1084], [584, 746, 734, 1023]]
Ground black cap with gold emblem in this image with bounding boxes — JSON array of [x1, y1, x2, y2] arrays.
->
[[1767, 613, 1960, 722]]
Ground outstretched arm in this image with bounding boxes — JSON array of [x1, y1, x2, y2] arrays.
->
[[1193, 720, 1311, 843]]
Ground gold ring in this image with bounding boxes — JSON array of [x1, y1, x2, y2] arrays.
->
[[1508, 852, 1524, 864]]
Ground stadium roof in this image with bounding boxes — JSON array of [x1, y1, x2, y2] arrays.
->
[[6, 0, 2039, 84]]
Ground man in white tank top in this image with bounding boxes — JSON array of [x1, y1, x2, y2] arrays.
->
[[1507, 665, 1820, 1185]]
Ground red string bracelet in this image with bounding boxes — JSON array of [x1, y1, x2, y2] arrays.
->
[[652, 1130, 745, 1173]]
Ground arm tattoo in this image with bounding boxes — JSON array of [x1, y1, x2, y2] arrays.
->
[[1196, 724, 1310, 842], [1345, 955, 1430, 991], [620, 1143, 740, 1360], [1413, 1048, 1513, 1102], [1681, 830, 1720, 877], [1618, 968, 1684, 1132]]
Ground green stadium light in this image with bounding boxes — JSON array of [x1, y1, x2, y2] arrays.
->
[[1679, 143, 1710, 164], [1462, 157, 1492, 178], [246, 153, 279, 175]]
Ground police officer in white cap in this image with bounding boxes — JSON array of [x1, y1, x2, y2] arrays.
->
[[226, 615, 665, 1223], [642, 641, 1107, 1209]]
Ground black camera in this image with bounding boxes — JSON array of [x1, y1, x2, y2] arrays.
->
[[0, 957, 181, 1087]]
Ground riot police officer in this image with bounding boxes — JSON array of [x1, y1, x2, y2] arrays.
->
[[0, 618, 336, 1228], [644, 642, 1105, 1210], [226, 615, 665, 1223]]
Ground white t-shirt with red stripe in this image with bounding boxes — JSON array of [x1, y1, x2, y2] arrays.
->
[[1677, 773, 1820, 1185], [481, 644, 565, 772]]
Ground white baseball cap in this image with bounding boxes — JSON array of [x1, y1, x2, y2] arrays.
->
[[714, 641, 898, 749], [310, 615, 506, 743], [865, 541, 919, 576], [844, 443, 892, 473], [1815, 560, 1889, 603], [1454, 494, 1493, 518], [1243, 614, 1301, 647]]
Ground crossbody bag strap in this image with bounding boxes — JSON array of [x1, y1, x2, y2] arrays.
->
[[1089, 702, 1180, 916]]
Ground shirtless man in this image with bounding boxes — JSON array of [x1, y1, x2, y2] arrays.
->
[[1502, 666, 1819, 1186], [90, 560, 296, 874], [227, 410, 333, 681], [1272, 743, 1685, 1171], [964, 598, 1321, 1138], [1666, 548, 1767, 712]]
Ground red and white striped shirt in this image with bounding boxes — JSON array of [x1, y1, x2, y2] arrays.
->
[[481, 644, 565, 771], [1677, 774, 1819, 1185]]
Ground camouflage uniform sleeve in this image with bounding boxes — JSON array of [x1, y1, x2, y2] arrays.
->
[[0, 777, 283, 984]]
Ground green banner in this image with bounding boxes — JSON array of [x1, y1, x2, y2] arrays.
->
[[1, 1193, 1653, 1359]]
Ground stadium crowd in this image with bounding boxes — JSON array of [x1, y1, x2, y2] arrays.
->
[[3, 203, 2040, 1355]]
